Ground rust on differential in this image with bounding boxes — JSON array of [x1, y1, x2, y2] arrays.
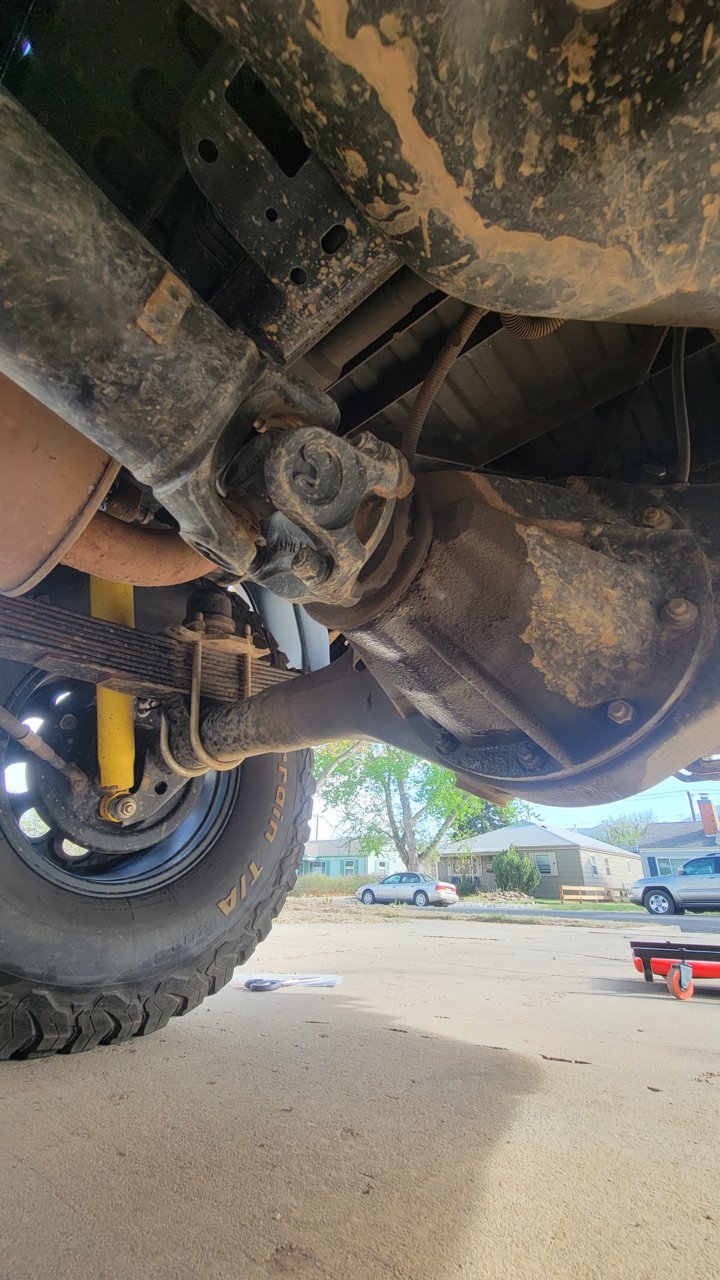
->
[[517, 522, 658, 707]]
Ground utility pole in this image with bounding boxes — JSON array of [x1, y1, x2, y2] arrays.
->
[[687, 790, 697, 822]]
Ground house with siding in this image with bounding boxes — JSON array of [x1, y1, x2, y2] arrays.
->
[[583, 797, 720, 878], [299, 838, 404, 878], [438, 821, 641, 898]]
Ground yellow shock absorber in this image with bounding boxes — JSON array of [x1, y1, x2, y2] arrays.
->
[[89, 577, 136, 817]]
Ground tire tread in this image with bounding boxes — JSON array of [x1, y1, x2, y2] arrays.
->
[[0, 752, 314, 1059]]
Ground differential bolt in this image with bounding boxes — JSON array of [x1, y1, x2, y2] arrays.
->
[[59, 713, 77, 732], [607, 700, 635, 726], [661, 596, 699, 629], [517, 743, 545, 771], [642, 506, 672, 530]]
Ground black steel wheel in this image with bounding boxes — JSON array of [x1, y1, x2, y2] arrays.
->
[[0, 664, 313, 1059]]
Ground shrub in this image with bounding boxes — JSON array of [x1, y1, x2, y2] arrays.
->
[[493, 846, 541, 895], [454, 876, 478, 898]]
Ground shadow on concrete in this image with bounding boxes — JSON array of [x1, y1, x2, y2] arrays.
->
[[0, 986, 540, 1280]]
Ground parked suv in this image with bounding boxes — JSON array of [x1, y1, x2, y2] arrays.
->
[[630, 856, 720, 915]]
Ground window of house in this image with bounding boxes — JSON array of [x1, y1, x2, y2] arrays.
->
[[305, 860, 327, 875], [344, 859, 355, 875], [590, 857, 598, 876], [378, 861, 387, 870], [657, 858, 672, 875], [604, 858, 611, 875], [534, 851, 557, 875], [486, 858, 494, 872], [626, 861, 632, 873]]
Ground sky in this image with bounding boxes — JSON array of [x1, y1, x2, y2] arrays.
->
[[532, 774, 720, 830], [313, 772, 720, 841]]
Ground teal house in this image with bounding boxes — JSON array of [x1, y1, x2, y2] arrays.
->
[[299, 838, 404, 878]]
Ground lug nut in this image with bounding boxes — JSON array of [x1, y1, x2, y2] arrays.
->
[[607, 699, 635, 726], [59, 713, 77, 732], [661, 596, 699, 629], [642, 506, 672, 530], [566, 475, 590, 494]]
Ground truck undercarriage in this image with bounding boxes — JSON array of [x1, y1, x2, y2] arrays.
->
[[0, 0, 718, 1056]]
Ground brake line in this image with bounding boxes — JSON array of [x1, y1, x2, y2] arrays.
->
[[672, 327, 691, 484], [400, 305, 485, 467]]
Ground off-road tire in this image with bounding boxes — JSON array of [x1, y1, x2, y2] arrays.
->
[[0, 748, 313, 1060]]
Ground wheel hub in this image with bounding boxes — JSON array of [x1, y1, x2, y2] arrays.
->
[[0, 673, 240, 896]]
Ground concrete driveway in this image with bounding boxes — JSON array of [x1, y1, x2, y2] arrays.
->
[[3, 918, 720, 1279]]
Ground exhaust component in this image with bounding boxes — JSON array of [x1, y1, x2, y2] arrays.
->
[[0, 373, 211, 593], [0, 373, 119, 596], [64, 513, 213, 587]]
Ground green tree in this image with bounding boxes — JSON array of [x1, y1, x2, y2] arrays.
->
[[454, 798, 537, 838], [598, 810, 655, 850], [493, 845, 541, 895], [314, 741, 520, 873]]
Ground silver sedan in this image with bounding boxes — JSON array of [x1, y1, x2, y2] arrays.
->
[[356, 872, 458, 907]]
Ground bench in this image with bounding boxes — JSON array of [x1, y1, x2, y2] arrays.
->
[[560, 884, 614, 904]]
